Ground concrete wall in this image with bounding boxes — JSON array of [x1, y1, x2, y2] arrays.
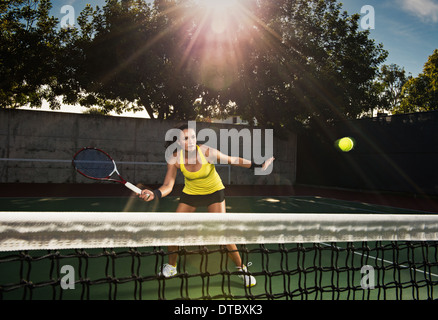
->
[[0, 109, 296, 186]]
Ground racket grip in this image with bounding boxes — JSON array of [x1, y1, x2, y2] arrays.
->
[[124, 182, 142, 194]]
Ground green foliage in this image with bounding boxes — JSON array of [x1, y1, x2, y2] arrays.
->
[[374, 64, 407, 113], [1, 0, 389, 129], [396, 49, 438, 113], [0, 0, 61, 109], [219, 0, 388, 130]]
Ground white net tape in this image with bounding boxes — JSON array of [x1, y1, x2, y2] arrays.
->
[[1, 212, 438, 251]]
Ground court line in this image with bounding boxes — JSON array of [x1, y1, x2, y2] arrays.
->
[[293, 196, 433, 214], [293, 197, 383, 213], [321, 242, 438, 279], [300, 197, 438, 279]]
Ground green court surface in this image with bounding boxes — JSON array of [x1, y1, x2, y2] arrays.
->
[[0, 195, 432, 214], [1, 196, 437, 300]]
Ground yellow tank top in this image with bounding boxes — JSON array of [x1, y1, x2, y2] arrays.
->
[[180, 146, 225, 195]]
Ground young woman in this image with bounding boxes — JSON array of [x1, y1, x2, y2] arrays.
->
[[139, 124, 274, 287]]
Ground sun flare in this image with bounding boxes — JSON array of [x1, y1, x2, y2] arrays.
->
[[202, 0, 238, 10], [180, 0, 261, 91], [198, 0, 240, 33]]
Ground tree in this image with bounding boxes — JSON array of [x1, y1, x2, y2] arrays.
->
[[59, 0, 205, 119], [57, 0, 160, 116], [0, 0, 64, 109], [1, 0, 388, 128], [374, 64, 407, 114], [146, 0, 387, 128], [190, 0, 388, 129], [396, 49, 438, 113]]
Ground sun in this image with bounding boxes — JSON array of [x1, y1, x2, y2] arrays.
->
[[179, 0, 256, 91], [200, 0, 241, 34], [201, 0, 239, 10]]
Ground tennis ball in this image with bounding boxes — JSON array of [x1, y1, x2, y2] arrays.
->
[[336, 137, 355, 152]]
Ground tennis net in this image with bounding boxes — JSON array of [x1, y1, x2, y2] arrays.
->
[[1, 212, 438, 300]]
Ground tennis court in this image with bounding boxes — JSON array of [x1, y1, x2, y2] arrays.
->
[[0, 195, 434, 213], [1, 194, 437, 300]]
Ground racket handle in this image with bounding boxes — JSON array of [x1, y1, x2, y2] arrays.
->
[[124, 182, 142, 194]]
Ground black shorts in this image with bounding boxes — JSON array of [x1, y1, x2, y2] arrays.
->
[[179, 189, 225, 208]]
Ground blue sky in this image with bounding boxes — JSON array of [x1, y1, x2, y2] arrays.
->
[[52, 0, 437, 77], [341, 0, 438, 76]]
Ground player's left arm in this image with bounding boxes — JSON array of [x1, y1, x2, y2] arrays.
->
[[201, 145, 274, 171]]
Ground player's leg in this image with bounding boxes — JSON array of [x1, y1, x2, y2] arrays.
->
[[207, 200, 243, 267], [207, 200, 256, 287], [159, 202, 197, 277], [169, 202, 197, 265]]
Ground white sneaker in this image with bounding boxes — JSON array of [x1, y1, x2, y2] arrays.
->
[[237, 263, 256, 287], [159, 263, 177, 278]]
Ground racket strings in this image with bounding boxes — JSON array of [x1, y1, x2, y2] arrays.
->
[[73, 149, 116, 179]]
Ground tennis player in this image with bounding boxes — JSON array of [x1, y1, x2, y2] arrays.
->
[[139, 123, 274, 287]]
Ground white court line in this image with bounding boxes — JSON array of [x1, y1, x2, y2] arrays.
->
[[294, 196, 433, 214], [294, 197, 382, 213], [321, 242, 438, 279]]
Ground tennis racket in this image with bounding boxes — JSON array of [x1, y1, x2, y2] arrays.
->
[[72, 147, 142, 194]]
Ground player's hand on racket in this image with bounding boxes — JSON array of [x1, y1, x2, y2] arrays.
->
[[261, 157, 275, 171], [139, 189, 154, 201]]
